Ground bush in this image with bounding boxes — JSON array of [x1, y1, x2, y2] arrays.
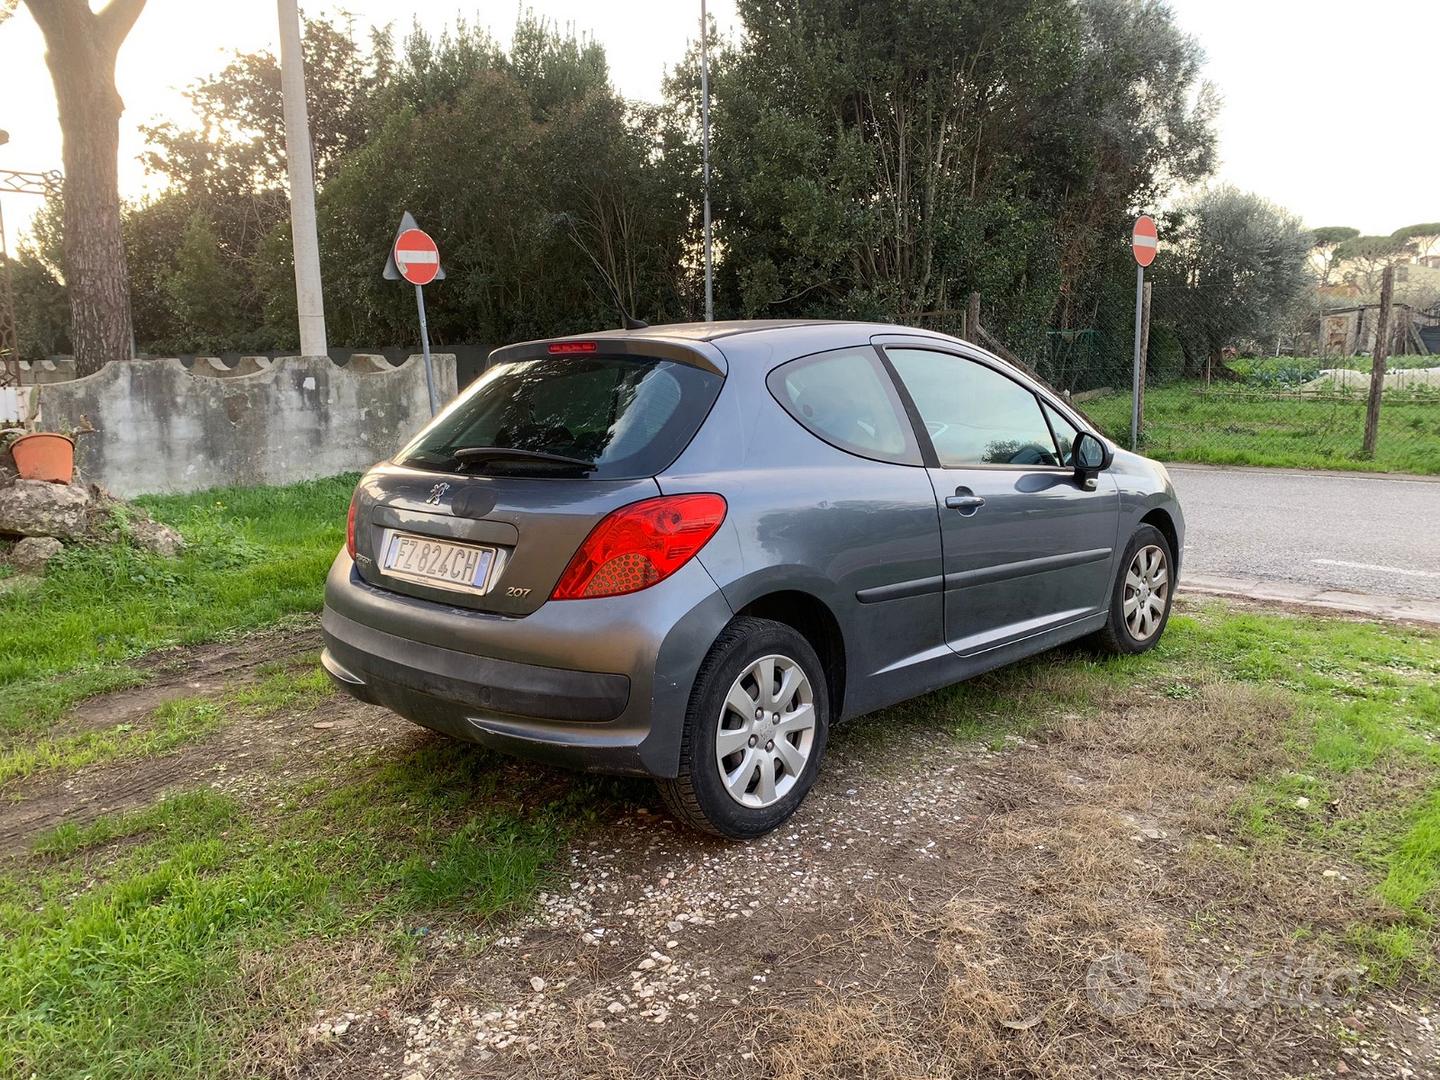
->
[[1228, 355, 1324, 388]]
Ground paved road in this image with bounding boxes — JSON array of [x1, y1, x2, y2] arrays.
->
[[1169, 464, 1440, 603]]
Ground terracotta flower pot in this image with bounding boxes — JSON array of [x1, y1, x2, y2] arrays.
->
[[9, 432, 76, 485]]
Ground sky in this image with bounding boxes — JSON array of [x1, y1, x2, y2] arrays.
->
[[1, 0, 1437, 252]]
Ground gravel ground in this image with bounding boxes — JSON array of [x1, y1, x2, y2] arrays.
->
[[295, 706, 1440, 1080]]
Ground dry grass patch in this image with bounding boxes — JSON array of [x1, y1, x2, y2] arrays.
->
[[233, 935, 424, 1078], [746, 653, 1406, 1078]]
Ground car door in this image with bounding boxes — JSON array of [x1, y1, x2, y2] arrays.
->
[[879, 342, 1119, 657], [736, 343, 949, 717]]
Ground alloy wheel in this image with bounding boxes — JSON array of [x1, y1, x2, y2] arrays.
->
[[1123, 544, 1170, 641], [714, 654, 816, 809]]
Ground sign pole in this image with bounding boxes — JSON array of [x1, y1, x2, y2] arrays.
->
[[1129, 214, 1158, 452], [1131, 262, 1144, 451], [415, 284, 438, 416]]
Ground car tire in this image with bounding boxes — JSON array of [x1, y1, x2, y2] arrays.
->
[[658, 616, 830, 839], [1091, 523, 1176, 655]]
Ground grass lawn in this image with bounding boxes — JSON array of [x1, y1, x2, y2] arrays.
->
[[1084, 382, 1440, 474], [0, 736, 613, 1078], [0, 474, 356, 737]]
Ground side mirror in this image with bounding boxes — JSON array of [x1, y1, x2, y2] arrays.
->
[[1072, 432, 1112, 490]]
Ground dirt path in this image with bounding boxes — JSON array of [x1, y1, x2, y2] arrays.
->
[[58, 627, 328, 739], [0, 626, 402, 858]]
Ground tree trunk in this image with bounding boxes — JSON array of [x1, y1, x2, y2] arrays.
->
[[53, 64, 131, 377], [1207, 350, 1243, 382], [23, 0, 146, 377]]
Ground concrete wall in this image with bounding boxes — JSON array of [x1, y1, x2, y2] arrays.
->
[[15, 358, 81, 385], [28, 353, 457, 497], [17, 344, 496, 388]]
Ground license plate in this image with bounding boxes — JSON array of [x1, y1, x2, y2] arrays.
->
[[380, 531, 498, 594]]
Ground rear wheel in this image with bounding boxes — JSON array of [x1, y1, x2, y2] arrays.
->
[[1091, 524, 1175, 655], [658, 617, 829, 839]]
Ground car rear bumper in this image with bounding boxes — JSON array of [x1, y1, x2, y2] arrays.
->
[[322, 608, 631, 722], [321, 551, 733, 777]]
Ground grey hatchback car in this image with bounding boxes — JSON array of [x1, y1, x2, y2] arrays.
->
[[322, 321, 1183, 837]]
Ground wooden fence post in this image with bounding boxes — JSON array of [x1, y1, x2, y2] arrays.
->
[[966, 291, 981, 341], [1362, 265, 1394, 458], [1138, 281, 1151, 441]]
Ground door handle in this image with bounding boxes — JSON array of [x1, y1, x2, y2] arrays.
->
[[945, 494, 986, 513]]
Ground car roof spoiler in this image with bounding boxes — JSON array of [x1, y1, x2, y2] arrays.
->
[[487, 335, 728, 376]]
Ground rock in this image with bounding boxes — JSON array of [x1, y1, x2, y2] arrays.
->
[[0, 575, 40, 597], [529, 976, 546, 993], [0, 480, 91, 540], [129, 517, 185, 557], [9, 535, 63, 572], [1294, 796, 1311, 810]]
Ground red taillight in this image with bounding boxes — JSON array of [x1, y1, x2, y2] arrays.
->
[[345, 494, 358, 559], [548, 341, 597, 354], [551, 494, 727, 600]]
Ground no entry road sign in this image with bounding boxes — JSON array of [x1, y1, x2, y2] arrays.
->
[[1132, 215, 1158, 267], [393, 228, 441, 286], [383, 213, 444, 415]]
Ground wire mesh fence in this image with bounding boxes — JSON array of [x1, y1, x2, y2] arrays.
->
[[1008, 285, 1440, 476]]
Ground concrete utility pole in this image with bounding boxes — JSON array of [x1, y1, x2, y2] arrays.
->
[[699, 0, 714, 322], [277, 0, 328, 358]]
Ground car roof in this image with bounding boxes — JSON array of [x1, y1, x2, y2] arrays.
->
[[491, 319, 1099, 433], [490, 319, 1009, 384]]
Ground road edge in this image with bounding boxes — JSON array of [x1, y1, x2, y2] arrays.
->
[[1180, 574, 1440, 627]]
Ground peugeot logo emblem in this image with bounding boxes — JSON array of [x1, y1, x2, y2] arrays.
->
[[425, 482, 451, 506]]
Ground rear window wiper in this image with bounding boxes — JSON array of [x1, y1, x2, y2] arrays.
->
[[450, 446, 597, 471]]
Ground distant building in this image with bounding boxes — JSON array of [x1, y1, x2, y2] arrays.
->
[[1319, 303, 1440, 357], [1394, 262, 1440, 288]]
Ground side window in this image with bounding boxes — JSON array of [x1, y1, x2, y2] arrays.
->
[[886, 348, 1061, 467], [1041, 401, 1080, 467], [768, 347, 922, 465]]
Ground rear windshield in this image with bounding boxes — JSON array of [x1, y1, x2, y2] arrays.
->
[[397, 354, 722, 479]]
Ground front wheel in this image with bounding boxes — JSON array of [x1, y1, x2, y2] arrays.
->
[[658, 617, 830, 839], [1091, 524, 1175, 655]]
